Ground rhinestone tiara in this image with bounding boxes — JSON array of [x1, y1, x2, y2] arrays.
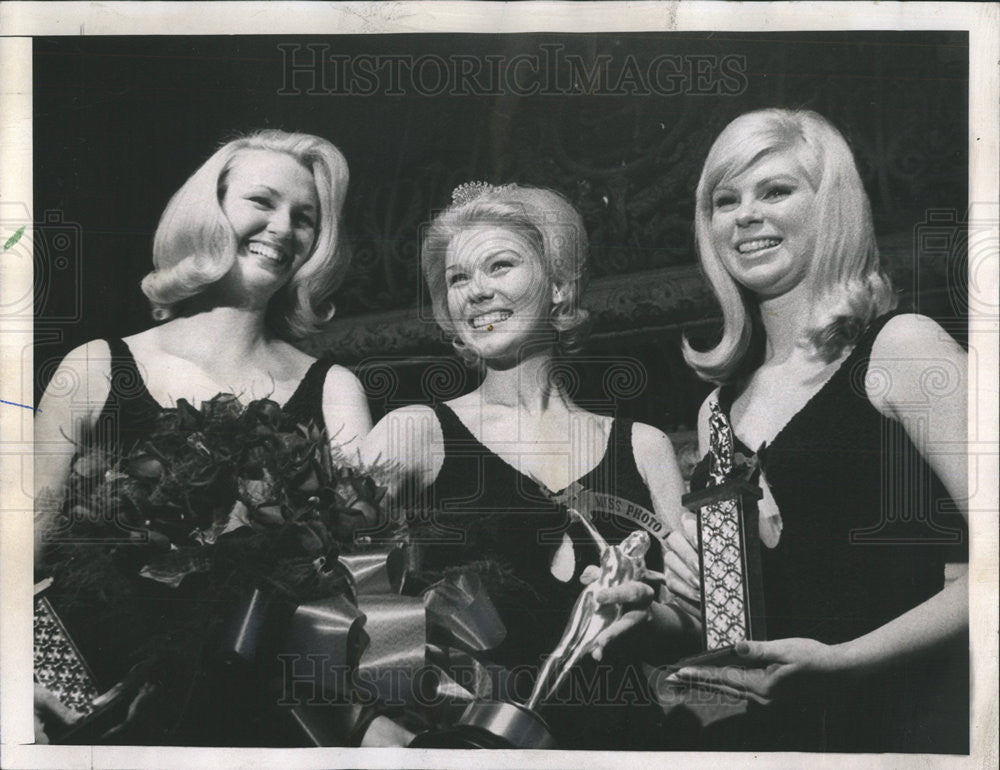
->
[[450, 181, 516, 206]]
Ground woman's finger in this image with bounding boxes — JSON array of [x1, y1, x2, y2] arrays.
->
[[34, 685, 81, 728], [643, 568, 668, 584], [666, 572, 700, 604], [579, 564, 601, 585], [590, 609, 652, 660], [665, 549, 699, 589], [670, 662, 779, 706], [681, 512, 698, 549], [596, 581, 654, 606], [666, 529, 699, 574]]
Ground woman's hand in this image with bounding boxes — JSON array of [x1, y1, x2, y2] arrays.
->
[[579, 565, 657, 662], [667, 638, 844, 705], [34, 684, 81, 744], [664, 512, 700, 606]]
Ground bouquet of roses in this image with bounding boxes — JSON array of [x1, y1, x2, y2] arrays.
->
[[58, 393, 385, 593], [40, 394, 389, 744]]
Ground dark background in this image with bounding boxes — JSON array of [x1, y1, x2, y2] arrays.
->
[[32, 32, 969, 437]]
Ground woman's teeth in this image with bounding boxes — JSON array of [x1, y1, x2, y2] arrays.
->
[[248, 243, 286, 263], [737, 238, 781, 254], [471, 311, 512, 329]]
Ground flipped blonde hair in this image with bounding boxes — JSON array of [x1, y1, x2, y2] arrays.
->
[[141, 129, 350, 340], [684, 108, 896, 384]]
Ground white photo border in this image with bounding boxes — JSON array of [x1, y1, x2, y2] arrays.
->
[[1, 2, 996, 768]]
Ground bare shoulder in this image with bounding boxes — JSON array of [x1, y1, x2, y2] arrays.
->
[[321, 362, 366, 393], [58, 338, 114, 390], [872, 313, 963, 356], [376, 403, 441, 435], [867, 313, 966, 417], [629, 420, 686, 531], [630, 420, 677, 461], [38, 338, 115, 422], [366, 404, 442, 455], [362, 404, 443, 483]]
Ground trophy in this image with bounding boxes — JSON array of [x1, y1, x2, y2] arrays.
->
[[409, 510, 652, 749], [678, 402, 766, 666], [34, 579, 141, 742]]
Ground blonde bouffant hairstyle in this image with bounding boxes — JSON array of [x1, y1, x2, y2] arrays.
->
[[141, 130, 350, 340], [421, 184, 591, 364], [683, 108, 896, 384]]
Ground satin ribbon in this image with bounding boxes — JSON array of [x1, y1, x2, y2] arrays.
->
[[222, 545, 508, 712]]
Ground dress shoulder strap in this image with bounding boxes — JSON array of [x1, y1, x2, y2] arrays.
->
[[432, 402, 475, 446], [282, 358, 336, 430], [846, 311, 902, 361]]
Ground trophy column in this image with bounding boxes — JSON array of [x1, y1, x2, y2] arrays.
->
[[680, 402, 766, 661]]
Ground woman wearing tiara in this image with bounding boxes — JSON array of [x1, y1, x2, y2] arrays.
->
[[360, 183, 695, 749], [664, 109, 969, 752], [34, 130, 371, 743]]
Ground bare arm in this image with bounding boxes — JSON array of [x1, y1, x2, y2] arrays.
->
[[838, 313, 969, 671], [588, 422, 703, 661], [673, 316, 970, 696], [631, 421, 688, 534], [34, 340, 112, 558], [321, 365, 373, 465], [359, 405, 443, 518]]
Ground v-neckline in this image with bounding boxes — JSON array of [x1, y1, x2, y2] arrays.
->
[[439, 402, 617, 496], [721, 345, 857, 455], [115, 338, 321, 411]]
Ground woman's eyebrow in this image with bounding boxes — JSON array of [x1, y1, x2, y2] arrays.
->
[[754, 174, 799, 186]]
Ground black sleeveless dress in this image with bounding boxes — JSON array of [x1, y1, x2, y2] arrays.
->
[[92, 336, 334, 455], [689, 313, 969, 752], [44, 338, 339, 744], [410, 403, 670, 749]]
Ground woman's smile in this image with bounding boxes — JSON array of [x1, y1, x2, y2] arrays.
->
[[221, 149, 319, 286], [246, 239, 292, 269], [710, 150, 817, 298], [735, 237, 783, 255], [469, 310, 513, 329], [445, 224, 551, 358]]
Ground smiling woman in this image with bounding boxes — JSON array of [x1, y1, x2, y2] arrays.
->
[[360, 184, 698, 749], [220, 151, 319, 286], [668, 109, 969, 752], [32, 131, 373, 743], [708, 152, 818, 299]]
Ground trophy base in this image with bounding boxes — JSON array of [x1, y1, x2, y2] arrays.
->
[[408, 701, 556, 749]]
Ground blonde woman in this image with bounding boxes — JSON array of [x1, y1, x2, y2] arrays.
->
[[667, 109, 968, 752], [362, 184, 694, 749]]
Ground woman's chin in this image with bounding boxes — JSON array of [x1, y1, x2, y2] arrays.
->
[[463, 333, 555, 367]]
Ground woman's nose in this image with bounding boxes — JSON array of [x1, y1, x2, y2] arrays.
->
[[266, 207, 294, 239], [467, 271, 494, 301], [735, 201, 762, 227]]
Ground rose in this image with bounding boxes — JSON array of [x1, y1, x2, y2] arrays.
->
[[203, 393, 243, 424], [127, 455, 165, 481], [241, 398, 284, 434]]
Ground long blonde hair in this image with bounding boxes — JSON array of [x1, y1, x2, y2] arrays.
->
[[684, 109, 896, 384]]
